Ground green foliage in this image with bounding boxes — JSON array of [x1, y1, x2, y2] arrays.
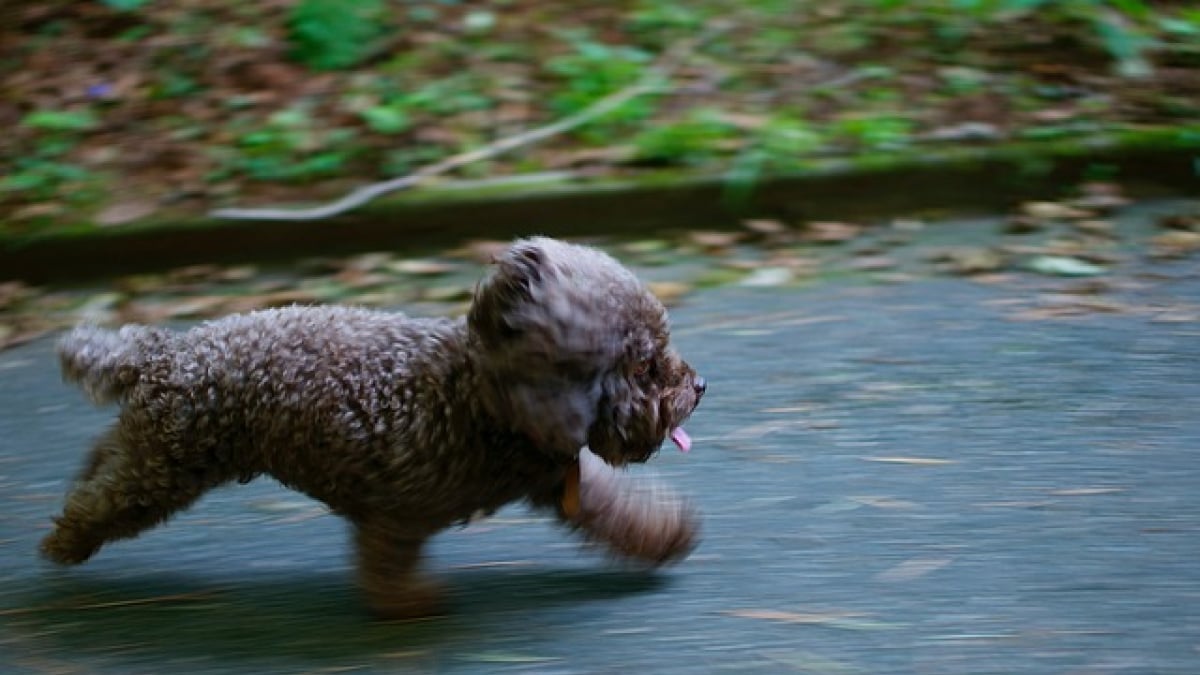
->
[[1, 160, 92, 201], [219, 108, 358, 182], [381, 146, 447, 177], [632, 109, 737, 165], [628, 0, 705, 34], [5, 109, 102, 205], [359, 106, 412, 135], [22, 109, 99, 132], [1, 132, 96, 204], [288, 0, 387, 71], [546, 33, 655, 140], [725, 115, 825, 204], [402, 75, 494, 115], [101, 0, 150, 11], [1091, 9, 1153, 78], [938, 66, 990, 95], [855, 0, 1159, 76], [151, 71, 203, 99], [834, 114, 914, 149]]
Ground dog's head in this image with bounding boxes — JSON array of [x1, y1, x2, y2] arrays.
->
[[469, 237, 705, 465]]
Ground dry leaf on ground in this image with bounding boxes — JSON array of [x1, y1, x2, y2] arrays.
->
[[724, 609, 866, 625], [801, 221, 862, 244], [862, 456, 956, 466]]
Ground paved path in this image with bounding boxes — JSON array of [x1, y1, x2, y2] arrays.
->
[[2, 227, 1199, 673]]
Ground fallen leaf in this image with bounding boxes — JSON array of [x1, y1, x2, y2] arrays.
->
[[1021, 201, 1092, 221], [1049, 487, 1126, 496], [739, 267, 793, 287], [166, 264, 225, 284], [1158, 213, 1200, 232], [742, 218, 788, 236], [389, 259, 457, 276], [802, 221, 862, 244], [1026, 255, 1106, 277], [1071, 219, 1116, 238], [0, 282, 31, 310], [851, 496, 918, 509], [344, 252, 395, 273], [931, 247, 1007, 275], [448, 239, 510, 263], [724, 609, 866, 625], [862, 456, 956, 466], [622, 239, 672, 255], [96, 200, 157, 227], [1008, 296, 1130, 320], [647, 281, 692, 305], [10, 203, 64, 220], [891, 218, 925, 232], [874, 557, 953, 582], [1150, 230, 1200, 259], [688, 231, 742, 252], [223, 290, 324, 313], [1072, 182, 1129, 212], [215, 266, 259, 283], [334, 270, 395, 290], [248, 499, 313, 514], [1057, 280, 1111, 295], [847, 256, 896, 271], [922, 121, 1001, 142], [1150, 309, 1200, 323]]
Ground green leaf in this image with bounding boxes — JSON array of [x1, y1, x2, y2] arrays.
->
[[360, 106, 411, 134], [288, 0, 386, 70], [22, 110, 99, 132], [101, 0, 149, 11]]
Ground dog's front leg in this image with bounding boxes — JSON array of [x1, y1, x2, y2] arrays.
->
[[352, 519, 441, 619], [554, 450, 699, 566]]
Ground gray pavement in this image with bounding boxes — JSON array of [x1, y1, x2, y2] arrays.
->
[[2, 225, 1200, 673]]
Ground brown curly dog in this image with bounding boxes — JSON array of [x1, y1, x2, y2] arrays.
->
[[42, 237, 706, 618]]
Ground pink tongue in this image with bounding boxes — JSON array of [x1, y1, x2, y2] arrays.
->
[[670, 427, 692, 453]]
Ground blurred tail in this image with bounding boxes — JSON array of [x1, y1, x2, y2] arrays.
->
[[58, 324, 170, 405]]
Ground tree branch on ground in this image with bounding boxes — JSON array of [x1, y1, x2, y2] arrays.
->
[[210, 21, 732, 222]]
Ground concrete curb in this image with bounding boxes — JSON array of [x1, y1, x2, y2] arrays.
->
[[3, 129, 1198, 283]]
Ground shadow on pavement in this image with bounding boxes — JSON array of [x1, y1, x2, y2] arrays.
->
[[6, 567, 667, 665]]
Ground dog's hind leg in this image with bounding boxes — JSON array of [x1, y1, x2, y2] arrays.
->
[[40, 423, 225, 565], [74, 424, 122, 484], [353, 519, 442, 619]]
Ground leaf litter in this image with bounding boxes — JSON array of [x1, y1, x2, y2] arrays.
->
[[724, 608, 902, 631], [2, 188, 1199, 351]]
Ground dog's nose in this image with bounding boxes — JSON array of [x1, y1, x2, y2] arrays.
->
[[693, 376, 707, 397]]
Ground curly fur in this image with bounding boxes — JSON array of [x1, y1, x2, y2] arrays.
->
[[41, 236, 706, 618]]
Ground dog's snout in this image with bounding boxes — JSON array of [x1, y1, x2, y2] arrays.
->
[[693, 376, 707, 397]]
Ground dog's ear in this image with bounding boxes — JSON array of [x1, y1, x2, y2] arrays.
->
[[469, 238, 628, 456], [499, 373, 602, 456]]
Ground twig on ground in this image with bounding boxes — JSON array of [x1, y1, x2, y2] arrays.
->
[[209, 21, 732, 222], [0, 590, 223, 616]]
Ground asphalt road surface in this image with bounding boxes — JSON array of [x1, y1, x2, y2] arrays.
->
[[2, 220, 1199, 674]]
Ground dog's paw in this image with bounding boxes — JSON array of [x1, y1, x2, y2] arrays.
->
[[604, 492, 700, 566], [39, 528, 99, 566], [570, 453, 701, 566], [362, 575, 445, 620]]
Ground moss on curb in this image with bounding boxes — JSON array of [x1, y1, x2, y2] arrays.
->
[[3, 127, 1197, 283]]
